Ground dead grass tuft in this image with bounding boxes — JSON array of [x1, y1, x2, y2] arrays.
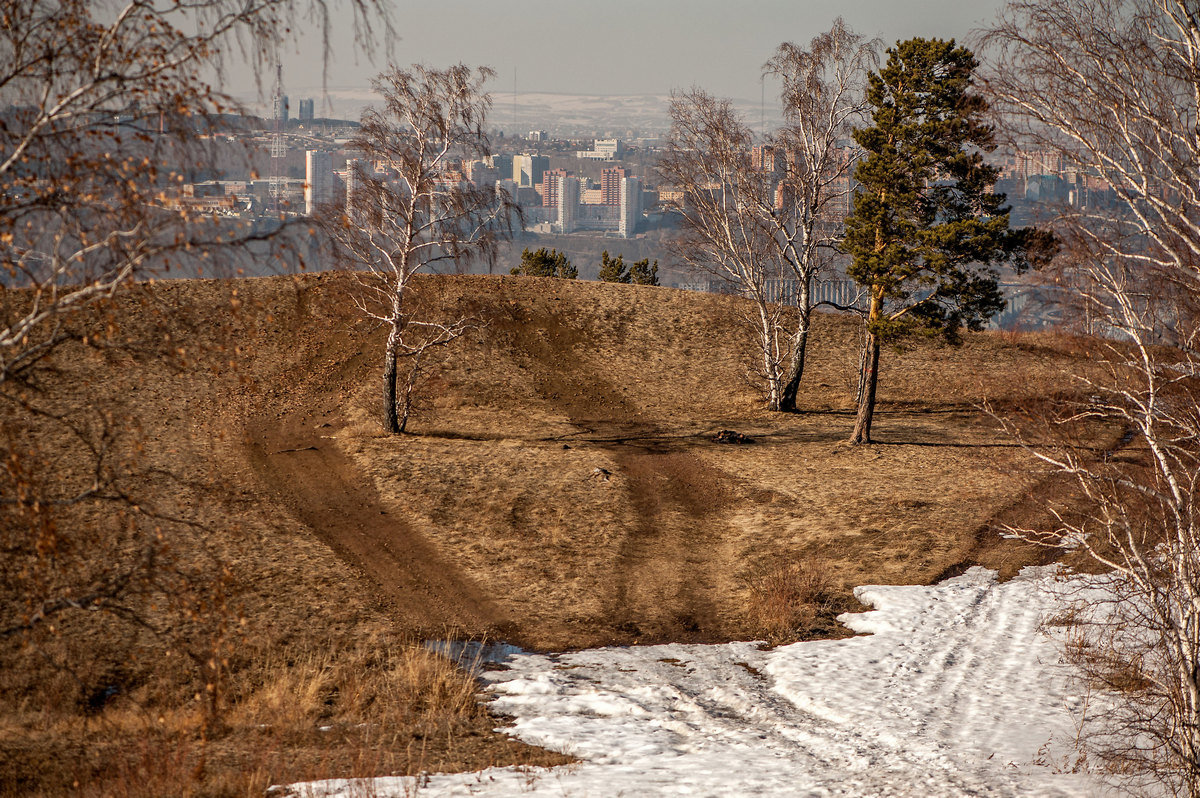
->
[[227, 637, 486, 740], [745, 556, 843, 643]]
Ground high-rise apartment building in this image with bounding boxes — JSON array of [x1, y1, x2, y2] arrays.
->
[[463, 159, 498, 187], [512, 154, 549, 188], [751, 145, 778, 173], [298, 98, 315, 121], [487, 154, 513, 177], [305, 150, 332, 215], [541, 168, 569, 207], [619, 176, 641, 238], [601, 166, 627, 206], [557, 176, 579, 234]]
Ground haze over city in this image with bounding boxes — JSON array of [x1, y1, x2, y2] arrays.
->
[[251, 0, 1013, 121]]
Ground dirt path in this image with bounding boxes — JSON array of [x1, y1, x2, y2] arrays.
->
[[246, 406, 508, 640], [509, 309, 748, 644], [600, 447, 744, 641]]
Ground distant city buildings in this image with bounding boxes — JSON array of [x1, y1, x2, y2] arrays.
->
[[557, 175, 580, 234], [541, 168, 568, 208], [619, 176, 641, 238], [994, 148, 1114, 219], [751, 145, 779, 174], [305, 150, 332, 214], [576, 138, 624, 160], [601, 166, 627, 206], [513, 154, 549, 188], [298, 98, 315, 122]]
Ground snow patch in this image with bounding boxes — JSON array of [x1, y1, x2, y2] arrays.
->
[[280, 566, 1101, 797]]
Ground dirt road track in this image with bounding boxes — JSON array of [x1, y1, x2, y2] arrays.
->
[[246, 407, 508, 641]]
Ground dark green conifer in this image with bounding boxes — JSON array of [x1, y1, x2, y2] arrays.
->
[[843, 38, 1048, 444], [597, 251, 630, 283], [628, 258, 659, 286], [511, 247, 577, 279]]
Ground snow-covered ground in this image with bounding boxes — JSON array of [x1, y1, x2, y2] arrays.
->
[[281, 567, 1104, 797]]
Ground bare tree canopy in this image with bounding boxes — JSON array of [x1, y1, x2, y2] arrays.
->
[[661, 89, 790, 408], [982, 0, 1200, 297], [0, 0, 388, 730], [0, 0, 388, 384], [661, 20, 875, 412], [981, 2, 1200, 793], [764, 19, 878, 411], [322, 63, 513, 434]]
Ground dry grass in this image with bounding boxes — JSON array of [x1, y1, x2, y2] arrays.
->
[[320, 276, 1107, 648], [745, 556, 846, 643], [2, 636, 568, 797], [228, 640, 485, 736], [0, 272, 1119, 793]]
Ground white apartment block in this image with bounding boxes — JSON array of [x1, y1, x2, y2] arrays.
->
[[305, 150, 332, 215], [575, 138, 624, 160], [558, 176, 580, 234]]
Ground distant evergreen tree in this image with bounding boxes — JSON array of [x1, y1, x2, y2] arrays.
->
[[511, 247, 577, 279], [629, 258, 659, 286], [597, 250, 630, 283], [843, 37, 1048, 444]]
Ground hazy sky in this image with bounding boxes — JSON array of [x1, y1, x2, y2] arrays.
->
[[263, 0, 1011, 105]]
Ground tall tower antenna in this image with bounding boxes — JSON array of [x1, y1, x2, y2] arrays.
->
[[270, 61, 286, 215], [513, 67, 517, 137], [760, 76, 765, 139]]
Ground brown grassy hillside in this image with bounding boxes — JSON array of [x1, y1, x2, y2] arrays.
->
[[0, 272, 1112, 795]]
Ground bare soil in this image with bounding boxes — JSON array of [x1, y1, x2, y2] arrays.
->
[[0, 271, 1116, 794]]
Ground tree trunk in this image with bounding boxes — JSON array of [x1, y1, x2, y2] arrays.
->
[[396, 351, 423, 435], [382, 325, 401, 434], [778, 310, 810, 413], [758, 300, 782, 411], [850, 293, 883, 444], [850, 330, 880, 444], [854, 324, 869, 409]]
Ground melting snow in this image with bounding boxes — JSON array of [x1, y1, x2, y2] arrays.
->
[[281, 567, 1102, 797]]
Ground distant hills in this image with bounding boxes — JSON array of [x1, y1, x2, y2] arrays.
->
[[254, 89, 785, 137]]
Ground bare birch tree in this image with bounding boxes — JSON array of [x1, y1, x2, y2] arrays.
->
[[982, 0, 1200, 301], [0, 0, 384, 384], [661, 20, 874, 411], [981, 2, 1200, 792], [323, 64, 514, 434], [660, 90, 791, 409], [993, 255, 1200, 796], [763, 20, 877, 411]]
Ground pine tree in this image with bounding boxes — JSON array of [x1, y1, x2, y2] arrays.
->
[[511, 247, 577, 279], [597, 250, 630, 283], [629, 258, 659, 286], [843, 38, 1044, 444]]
